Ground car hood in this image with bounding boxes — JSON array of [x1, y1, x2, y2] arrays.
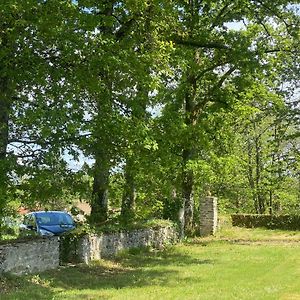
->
[[39, 224, 75, 235]]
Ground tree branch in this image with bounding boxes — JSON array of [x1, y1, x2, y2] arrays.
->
[[8, 133, 91, 146], [195, 60, 232, 81], [210, 2, 232, 30], [212, 66, 236, 91], [172, 36, 230, 50]]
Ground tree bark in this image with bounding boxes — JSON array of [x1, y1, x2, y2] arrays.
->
[[121, 158, 136, 220], [90, 150, 110, 223], [89, 2, 115, 223], [181, 70, 198, 235], [268, 190, 273, 215], [90, 99, 112, 223], [255, 136, 265, 214], [120, 82, 147, 221], [246, 135, 259, 213], [0, 81, 9, 163], [182, 148, 194, 234], [0, 77, 10, 218]]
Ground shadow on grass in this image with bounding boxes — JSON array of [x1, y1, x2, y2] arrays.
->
[[115, 246, 215, 267], [45, 247, 214, 291], [46, 265, 178, 290], [0, 273, 55, 300], [1, 247, 214, 299]]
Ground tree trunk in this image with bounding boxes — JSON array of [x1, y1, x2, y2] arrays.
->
[[246, 135, 259, 213], [121, 158, 136, 220], [120, 83, 147, 221], [268, 190, 273, 215], [90, 151, 110, 223], [0, 77, 10, 218], [182, 148, 194, 234], [255, 136, 265, 214], [181, 69, 198, 235], [0, 100, 9, 162], [268, 124, 278, 215]]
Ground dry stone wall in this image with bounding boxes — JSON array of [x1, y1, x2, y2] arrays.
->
[[0, 237, 59, 275], [77, 226, 178, 264], [0, 226, 178, 274]]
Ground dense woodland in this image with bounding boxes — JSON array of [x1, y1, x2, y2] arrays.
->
[[0, 0, 299, 236]]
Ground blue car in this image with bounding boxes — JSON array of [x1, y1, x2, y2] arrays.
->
[[20, 211, 76, 236]]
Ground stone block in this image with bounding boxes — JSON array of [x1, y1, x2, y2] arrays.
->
[[200, 196, 218, 237]]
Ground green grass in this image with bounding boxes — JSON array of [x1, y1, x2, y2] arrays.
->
[[215, 216, 300, 242], [1, 221, 299, 300]]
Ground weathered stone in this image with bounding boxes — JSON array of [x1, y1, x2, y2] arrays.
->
[[1, 226, 178, 274], [76, 226, 178, 264], [200, 196, 218, 237], [0, 237, 60, 275]]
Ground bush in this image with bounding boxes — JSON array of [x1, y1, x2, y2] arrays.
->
[[0, 216, 22, 240], [231, 214, 300, 231]]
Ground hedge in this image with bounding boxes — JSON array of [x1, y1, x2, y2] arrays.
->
[[231, 214, 300, 231]]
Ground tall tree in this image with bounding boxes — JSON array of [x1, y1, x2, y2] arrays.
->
[[160, 0, 300, 234], [75, 0, 174, 222], [0, 1, 83, 220]]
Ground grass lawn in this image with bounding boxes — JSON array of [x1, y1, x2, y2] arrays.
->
[[1, 221, 299, 300]]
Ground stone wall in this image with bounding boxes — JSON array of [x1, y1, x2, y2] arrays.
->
[[0, 226, 178, 274], [0, 237, 60, 275], [76, 226, 178, 264], [199, 196, 218, 237]]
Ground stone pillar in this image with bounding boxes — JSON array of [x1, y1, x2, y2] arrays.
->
[[200, 196, 218, 237]]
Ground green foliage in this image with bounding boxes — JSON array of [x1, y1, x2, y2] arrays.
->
[[92, 218, 176, 234], [0, 203, 22, 240], [162, 196, 182, 222], [0, 0, 299, 234], [59, 227, 88, 264]]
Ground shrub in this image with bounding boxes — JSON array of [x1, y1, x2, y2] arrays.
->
[[231, 214, 300, 231]]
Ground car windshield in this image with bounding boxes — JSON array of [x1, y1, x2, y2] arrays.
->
[[35, 212, 74, 226]]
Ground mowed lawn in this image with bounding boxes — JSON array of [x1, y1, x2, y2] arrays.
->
[[1, 225, 299, 300]]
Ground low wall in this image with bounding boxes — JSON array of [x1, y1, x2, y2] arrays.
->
[[68, 226, 178, 264], [0, 226, 178, 275], [0, 237, 60, 275]]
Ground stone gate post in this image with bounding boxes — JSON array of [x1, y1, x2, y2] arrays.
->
[[199, 196, 218, 237]]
